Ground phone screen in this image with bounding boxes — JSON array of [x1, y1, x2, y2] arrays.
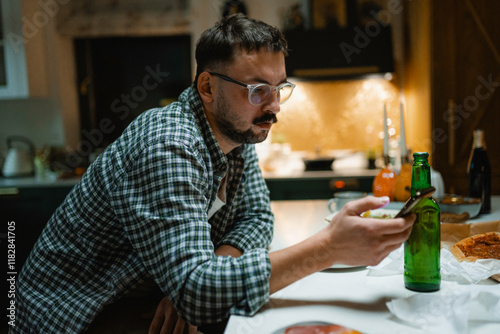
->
[[395, 187, 436, 218]]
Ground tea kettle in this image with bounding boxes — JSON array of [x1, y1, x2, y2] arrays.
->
[[2, 136, 36, 177]]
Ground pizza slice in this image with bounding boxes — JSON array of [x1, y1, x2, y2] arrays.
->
[[450, 232, 500, 262]]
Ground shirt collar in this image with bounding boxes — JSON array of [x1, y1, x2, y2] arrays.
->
[[179, 85, 244, 170]]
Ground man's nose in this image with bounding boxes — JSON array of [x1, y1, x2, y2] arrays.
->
[[264, 91, 281, 114]]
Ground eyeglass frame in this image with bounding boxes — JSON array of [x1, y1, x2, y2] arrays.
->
[[209, 72, 296, 106]]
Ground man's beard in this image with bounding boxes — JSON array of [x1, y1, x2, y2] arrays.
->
[[214, 90, 277, 145]]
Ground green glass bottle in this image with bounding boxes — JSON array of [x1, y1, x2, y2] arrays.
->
[[404, 152, 441, 292]]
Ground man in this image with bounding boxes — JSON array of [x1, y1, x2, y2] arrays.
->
[[13, 14, 414, 334]]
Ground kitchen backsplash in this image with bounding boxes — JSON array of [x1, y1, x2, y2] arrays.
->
[[272, 77, 402, 156]]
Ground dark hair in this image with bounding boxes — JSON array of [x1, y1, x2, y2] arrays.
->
[[194, 14, 288, 84]]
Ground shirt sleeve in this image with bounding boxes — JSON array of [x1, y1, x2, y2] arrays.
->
[[217, 144, 274, 252], [110, 139, 271, 325]]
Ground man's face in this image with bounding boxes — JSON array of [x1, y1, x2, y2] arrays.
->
[[208, 50, 287, 150]]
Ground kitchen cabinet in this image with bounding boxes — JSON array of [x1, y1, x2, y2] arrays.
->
[[426, 0, 500, 195], [264, 171, 377, 200], [1, 182, 74, 319], [0, 183, 75, 270], [2, 183, 73, 327], [284, 25, 394, 79], [283, 0, 395, 80]]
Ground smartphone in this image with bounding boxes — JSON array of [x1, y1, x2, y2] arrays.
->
[[395, 186, 436, 218]]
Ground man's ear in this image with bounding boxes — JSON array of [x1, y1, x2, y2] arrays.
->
[[197, 72, 214, 103]]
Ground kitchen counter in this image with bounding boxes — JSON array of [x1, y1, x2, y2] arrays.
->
[[0, 176, 81, 189], [262, 168, 379, 179]]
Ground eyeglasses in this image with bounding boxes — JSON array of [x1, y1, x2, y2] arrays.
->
[[209, 72, 296, 106]]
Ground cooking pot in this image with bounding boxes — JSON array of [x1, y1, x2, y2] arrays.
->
[[2, 136, 35, 177], [303, 157, 335, 171]]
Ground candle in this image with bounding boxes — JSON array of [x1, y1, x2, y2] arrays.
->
[[383, 104, 389, 157], [400, 102, 407, 159]]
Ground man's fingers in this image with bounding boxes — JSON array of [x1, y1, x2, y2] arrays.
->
[[173, 318, 186, 334], [365, 213, 416, 235], [148, 296, 198, 334], [149, 304, 165, 334], [342, 195, 390, 215], [149, 297, 177, 334], [383, 225, 414, 246]]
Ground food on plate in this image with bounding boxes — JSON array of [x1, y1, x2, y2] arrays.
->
[[285, 324, 361, 334], [440, 195, 480, 205], [438, 194, 482, 218], [450, 232, 500, 262], [362, 210, 395, 219]]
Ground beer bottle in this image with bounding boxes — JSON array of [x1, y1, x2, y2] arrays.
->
[[404, 152, 441, 292], [468, 129, 491, 213]]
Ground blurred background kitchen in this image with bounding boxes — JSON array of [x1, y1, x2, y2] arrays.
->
[[1, 0, 499, 198]]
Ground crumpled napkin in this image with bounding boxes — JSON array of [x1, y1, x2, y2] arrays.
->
[[368, 245, 500, 283], [440, 248, 500, 283], [386, 285, 500, 334], [367, 245, 404, 276]]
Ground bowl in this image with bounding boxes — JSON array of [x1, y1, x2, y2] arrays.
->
[[437, 194, 482, 218], [303, 157, 335, 171]]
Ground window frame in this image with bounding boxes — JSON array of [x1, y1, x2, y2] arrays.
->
[[0, 0, 29, 98]]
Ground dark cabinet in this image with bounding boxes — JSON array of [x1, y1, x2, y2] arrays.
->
[[284, 26, 394, 79], [1, 186, 74, 270], [265, 174, 375, 200], [2, 184, 73, 326]]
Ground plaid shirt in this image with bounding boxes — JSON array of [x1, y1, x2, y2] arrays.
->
[[13, 86, 274, 333]]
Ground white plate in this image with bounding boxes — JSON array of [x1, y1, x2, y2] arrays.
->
[[329, 264, 365, 269], [324, 208, 400, 223], [271, 322, 334, 334]]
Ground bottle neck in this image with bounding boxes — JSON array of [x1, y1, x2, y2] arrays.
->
[[473, 130, 486, 149], [411, 154, 431, 194], [383, 155, 391, 167]]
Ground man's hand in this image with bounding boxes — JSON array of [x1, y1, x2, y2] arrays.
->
[[149, 244, 242, 333], [324, 195, 415, 266], [148, 296, 197, 334], [269, 196, 415, 293]]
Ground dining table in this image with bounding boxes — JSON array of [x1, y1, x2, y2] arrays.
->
[[225, 196, 500, 334]]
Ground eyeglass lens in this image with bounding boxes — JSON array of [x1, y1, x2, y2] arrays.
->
[[250, 84, 294, 106]]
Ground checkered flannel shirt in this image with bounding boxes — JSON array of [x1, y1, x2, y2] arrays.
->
[[13, 86, 274, 333]]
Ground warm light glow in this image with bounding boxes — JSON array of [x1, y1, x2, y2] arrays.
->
[[334, 180, 346, 189], [272, 78, 401, 154], [287, 83, 307, 103], [361, 80, 390, 101]]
